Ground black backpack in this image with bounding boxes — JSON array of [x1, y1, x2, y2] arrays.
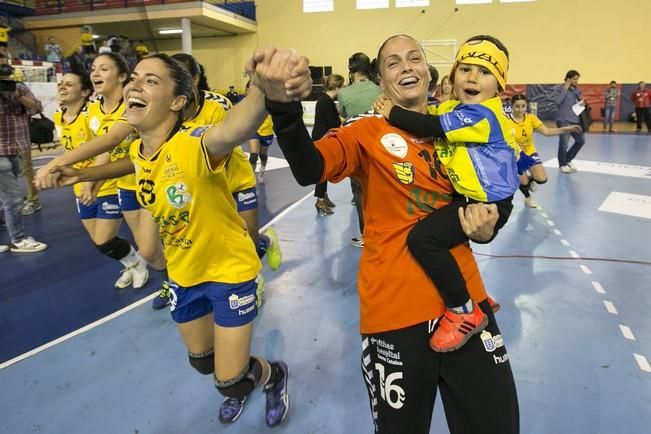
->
[[29, 113, 55, 145]]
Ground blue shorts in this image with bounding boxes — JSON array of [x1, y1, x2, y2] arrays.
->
[[118, 188, 141, 212], [517, 152, 542, 175], [168, 279, 258, 327], [254, 134, 274, 147], [76, 195, 122, 220], [232, 187, 258, 212]]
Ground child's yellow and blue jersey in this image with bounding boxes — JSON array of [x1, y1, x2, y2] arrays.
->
[[436, 96, 519, 202], [55, 104, 118, 198], [129, 125, 261, 287], [185, 90, 256, 193], [509, 113, 543, 156], [87, 97, 138, 191], [256, 115, 274, 137]]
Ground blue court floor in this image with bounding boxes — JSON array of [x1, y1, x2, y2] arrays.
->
[[1, 133, 650, 433]]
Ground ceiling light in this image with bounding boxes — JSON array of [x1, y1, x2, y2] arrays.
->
[[158, 29, 183, 35], [92, 34, 99, 39]]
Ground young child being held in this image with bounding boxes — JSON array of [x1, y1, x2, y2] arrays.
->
[[374, 35, 519, 352]]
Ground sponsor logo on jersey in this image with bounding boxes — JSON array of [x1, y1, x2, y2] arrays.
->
[[166, 182, 192, 209], [237, 191, 256, 202], [480, 330, 504, 353], [381, 133, 408, 158], [228, 293, 256, 310], [454, 110, 474, 126], [89, 116, 100, 133], [393, 162, 415, 185]]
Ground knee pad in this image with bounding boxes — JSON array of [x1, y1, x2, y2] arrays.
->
[[249, 153, 259, 166], [188, 349, 214, 375], [96, 237, 131, 260], [214, 357, 263, 399]]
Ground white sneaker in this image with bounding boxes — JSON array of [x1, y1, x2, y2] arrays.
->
[[131, 260, 149, 289], [560, 165, 573, 174], [351, 236, 364, 248], [256, 273, 265, 308], [528, 181, 537, 192], [567, 162, 578, 172], [115, 268, 133, 289], [524, 197, 539, 208], [0, 245, 9, 253], [258, 165, 266, 182], [10, 237, 48, 253]]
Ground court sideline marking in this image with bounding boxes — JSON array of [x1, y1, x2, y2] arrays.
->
[[0, 190, 314, 371]]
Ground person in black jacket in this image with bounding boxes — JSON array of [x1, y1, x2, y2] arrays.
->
[[312, 74, 344, 215]]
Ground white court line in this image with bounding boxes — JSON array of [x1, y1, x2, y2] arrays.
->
[[553, 229, 562, 236], [592, 281, 606, 294], [560, 239, 570, 246], [603, 300, 618, 314], [633, 354, 651, 373], [546, 220, 555, 226], [1, 191, 314, 371], [619, 325, 636, 341], [569, 250, 580, 258], [580, 265, 592, 275], [541, 212, 549, 218], [0, 293, 157, 370]]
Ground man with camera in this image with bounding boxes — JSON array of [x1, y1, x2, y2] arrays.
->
[[0, 62, 47, 253]]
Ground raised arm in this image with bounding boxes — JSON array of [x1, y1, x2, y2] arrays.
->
[[51, 157, 135, 187], [536, 123, 581, 136]]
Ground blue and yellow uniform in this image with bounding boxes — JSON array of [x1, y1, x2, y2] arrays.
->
[[509, 112, 544, 174], [187, 90, 257, 211], [87, 97, 140, 211], [130, 125, 261, 325], [253, 115, 274, 147], [436, 96, 519, 203], [54, 105, 121, 219]]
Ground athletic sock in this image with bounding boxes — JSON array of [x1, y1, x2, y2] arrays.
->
[[119, 245, 141, 268], [451, 299, 474, 314]]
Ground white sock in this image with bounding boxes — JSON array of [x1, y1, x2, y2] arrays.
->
[[451, 299, 473, 314], [119, 245, 140, 268]]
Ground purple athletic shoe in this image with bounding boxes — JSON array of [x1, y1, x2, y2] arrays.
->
[[218, 396, 246, 424], [264, 361, 290, 427]]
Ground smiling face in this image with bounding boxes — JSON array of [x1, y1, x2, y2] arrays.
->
[[57, 73, 88, 105], [377, 35, 430, 111], [123, 57, 186, 132], [452, 63, 499, 105], [511, 99, 527, 117], [90, 55, 126, 96]]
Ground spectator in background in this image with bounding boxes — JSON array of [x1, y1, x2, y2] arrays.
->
[[80, 26, 95, 56], [98, 39, 112, 54], [312, 73, 345, 216], [337, 52, 381, 248], [427, 64, 439, 109], [119, 37, 137, 69], [551, 69, 585, 174], [67, 46, 88, 75], [0, 63, 48, 253], [436, 74, 453, 104], [44, 36, 63, 63], [109, 36, 121, 53], [134, 41, 149, 60], [603, 80, 617, 133], [0, 23, 10, 57], [226, 85, 240, 104], [631, 81, 651, 133]]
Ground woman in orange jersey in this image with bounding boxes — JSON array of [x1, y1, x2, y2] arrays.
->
[[255, 35, 519, 434]]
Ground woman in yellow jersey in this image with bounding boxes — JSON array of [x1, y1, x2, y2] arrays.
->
[[245, 81, 275, 182], [54, 71, 127, 260], [37, 53, 163, 290], [50, 52, 311, 426], [140, 53, 282, 310], [509, 94, 581, 208]]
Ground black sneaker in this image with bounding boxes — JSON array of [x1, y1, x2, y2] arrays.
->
[[264, 361, 289, 427]]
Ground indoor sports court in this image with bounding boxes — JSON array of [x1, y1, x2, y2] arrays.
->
[[1, 1, 649, 433]]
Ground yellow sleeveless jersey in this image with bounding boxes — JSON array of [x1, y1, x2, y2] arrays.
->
[[81, 32, 93, 46], [54, 105, 117, 198], [185, 90, 256, 193], [435, 97, 520, 202], [87, 98, 138, 190], [129, 125, 261, 286], [256, 115, 274, 137], [509, 113, 543, 156], [0, 26, 9, 43]]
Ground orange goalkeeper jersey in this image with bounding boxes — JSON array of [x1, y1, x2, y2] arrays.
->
[[316, 114, 488, 334]]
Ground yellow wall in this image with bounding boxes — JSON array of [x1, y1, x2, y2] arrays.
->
[[29, 0, 650, 88]]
